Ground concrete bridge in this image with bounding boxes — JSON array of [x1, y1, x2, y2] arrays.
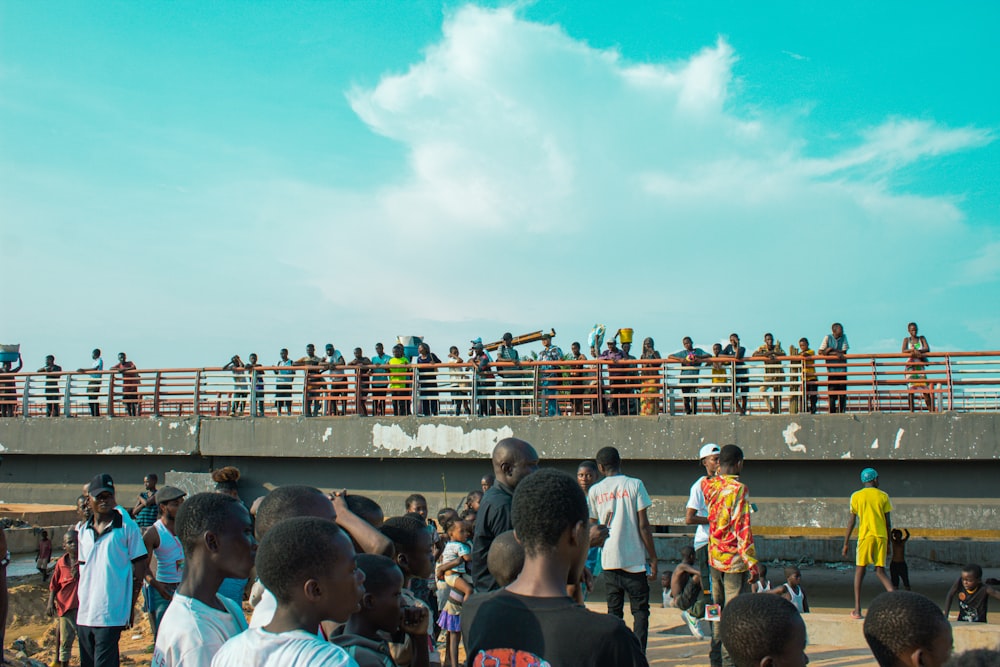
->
[[1, 412, 997, 564]]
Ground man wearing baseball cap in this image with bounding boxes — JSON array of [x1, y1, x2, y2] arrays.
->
[[842, 467, 894, 619], [141, 486, 186, 638], [682, 444, 721, 644], [78, 473, 148, 667]]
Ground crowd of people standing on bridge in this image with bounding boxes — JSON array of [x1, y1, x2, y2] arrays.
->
[[0, 321, 941, 419]]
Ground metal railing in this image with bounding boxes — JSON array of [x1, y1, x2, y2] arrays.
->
[[1, 352, 998, 418]]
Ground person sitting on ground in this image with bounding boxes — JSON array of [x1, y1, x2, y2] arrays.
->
[[664, 546, 701, 611], [46, 529, 80, 667], [719, 592, 808, 667], [943, 563, 1000, 623], [486, 530, 524, 589], [753, 563, 771, 592], [37, 529, 53, 581], [775, 566, 809, 613], [863, 591, 953, 667], [462, 468, 648, 667], [380, 515, 438, 667], [332, 554, 430, 667], [152, 493, 256, 667], [890, 528, 911, 591], [211, 518, 365, 667]]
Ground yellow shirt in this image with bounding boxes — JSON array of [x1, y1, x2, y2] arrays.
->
[[850, 487, 893, 540]]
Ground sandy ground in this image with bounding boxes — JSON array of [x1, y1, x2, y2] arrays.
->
[[1, 561, 991, 666]]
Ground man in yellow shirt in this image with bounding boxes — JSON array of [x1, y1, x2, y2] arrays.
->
[[842, 468, 894, 619]]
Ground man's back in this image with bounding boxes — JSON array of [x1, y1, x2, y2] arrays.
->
[[470, 483, 513, 591], [461, 590, 647, 667], [850, 487, 892, 540], [588, 474, 650, 572]]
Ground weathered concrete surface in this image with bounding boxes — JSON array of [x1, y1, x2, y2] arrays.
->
[[0, 416, 199, 456]]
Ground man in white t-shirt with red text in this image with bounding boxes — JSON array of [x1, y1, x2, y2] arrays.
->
[[588, 446, 658, 652]]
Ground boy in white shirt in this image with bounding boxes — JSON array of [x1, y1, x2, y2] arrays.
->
[[152, 493, 256, 667], [212, 517, 365, 667]]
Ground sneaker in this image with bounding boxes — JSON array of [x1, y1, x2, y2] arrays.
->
[[682, 610, 704, 639]]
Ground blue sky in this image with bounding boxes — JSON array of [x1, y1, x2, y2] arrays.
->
[[2, 1, 997, 369]]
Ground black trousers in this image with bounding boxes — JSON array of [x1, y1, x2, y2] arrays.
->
[[604, 568, 650, 651], [78, 625, 123, 667]]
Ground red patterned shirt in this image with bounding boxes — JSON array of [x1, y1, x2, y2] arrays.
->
[[701, 474, 758, 574]]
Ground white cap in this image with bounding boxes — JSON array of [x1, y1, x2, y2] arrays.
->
[[698, 443, 721, 460]]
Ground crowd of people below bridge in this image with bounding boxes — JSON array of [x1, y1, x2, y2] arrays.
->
[[0, 322, 942, 418], [7, 439, 999, 667]]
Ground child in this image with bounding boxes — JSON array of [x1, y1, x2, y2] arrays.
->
[[381, 515, 440, 667], [890, 529, 911, 590], [462, 469, 647, 666], [863, 591, 952, 667], [753, 563, 771, 592], [152, 493, 256, 667], [666, 546, 702, 611], [777, 566, 809, 613], [485, 530, 524, 588], [436, 518, 473, 667], [332, 554, 430, 667], [943, 563, 1000, 623], [211, 517, 365, 666], [46, 529, 79, 667], [719, 593, 807, 667], [37, 530, 52, 581], [459, 508, 476, 527], [710, 343, 727, 414]]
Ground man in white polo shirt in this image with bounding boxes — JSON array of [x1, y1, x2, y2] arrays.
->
[[683, 443, 720, 643], [77, 473, 148, 667]]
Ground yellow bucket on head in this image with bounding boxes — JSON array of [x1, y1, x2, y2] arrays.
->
[[619, 328, 634, 344]]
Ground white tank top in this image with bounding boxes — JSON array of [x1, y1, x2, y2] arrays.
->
[[153, 519, 184, 584], [784, 583, 804, 612]]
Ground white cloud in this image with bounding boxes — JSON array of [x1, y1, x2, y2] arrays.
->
[[243, 5, 994, 349]]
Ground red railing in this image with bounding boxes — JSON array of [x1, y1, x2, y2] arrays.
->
[[1, 352, 998, 418]]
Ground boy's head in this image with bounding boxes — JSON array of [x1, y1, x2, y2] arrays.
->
[[459, 508, 477, 525], [511, 468, 589, 582], [254, 485, 334, 540], [576, 460, 598, 493], [757, 563, 768, 580], [699, 444, 721, 476], [40, 530, 48, 540], [487, 530, 525, 588], [63, 529, 78, 558], [680, 546, 695, 565], [381, 515, 434, 579], [891, 529, 902, 541], [175, 492, 257, 580], [355, 553, 405, 634], [595, 447, 622, 474], [345, 494, 385, 527], [719, 592, 807, 667], [961, 564, 983, 590], [404, 494, 428, 520], [719, 444, 745, 474], [437, 507, 459, 528], [861, 467, 879, 488], [784, 566, 801, 586], [256, 517, 364, 624], [864, 591, 952, 667]]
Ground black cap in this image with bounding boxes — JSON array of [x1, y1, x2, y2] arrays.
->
[[155, 486, 186, 504], [88, 473, 115, 496]]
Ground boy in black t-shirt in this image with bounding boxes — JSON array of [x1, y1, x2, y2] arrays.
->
[[461, 469, 648, 667], [943, 563, 1000, 623]]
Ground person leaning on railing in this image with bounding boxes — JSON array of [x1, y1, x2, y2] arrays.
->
[[112, 352, 140, 417], [753, 334, 784, 415], [818, 324, 849, 414], [0, 353, 22, 418], [902, 322, 934, 413], [38, 355, 63, 417]]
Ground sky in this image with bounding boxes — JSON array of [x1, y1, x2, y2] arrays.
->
[[2, 1, 998, 369]]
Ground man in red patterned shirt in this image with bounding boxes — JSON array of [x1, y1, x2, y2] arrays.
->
[[702, 444, 759, 667]]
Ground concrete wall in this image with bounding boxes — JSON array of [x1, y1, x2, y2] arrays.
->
[[2, 413, 998, 545]]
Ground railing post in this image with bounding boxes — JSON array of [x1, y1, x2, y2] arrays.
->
[[63, 373, 73, 417], [730, 360, 737, 414], [152, 371, 162, 417], [107, 374, 116, 417], [22, 376, 31, 417], [301, 370, 309, 417], [870, 358, 879, 412], [411, 366, 419, 413], [193, 370, 202, 416], [471, 367, 478, 416], [945, 354, 954, 412], [532, 365, 540, 416]]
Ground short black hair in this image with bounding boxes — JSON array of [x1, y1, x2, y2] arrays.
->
[[944, 649, 1000, 667], [404, 494, 427, 509], [719, 592, 804, 667], [175, 492, 242, 553], [437, 507, 458, 525], [720, 444, 744, 467], [511, 468, 587, 556], [962, 564, 983, 579], [345, 494, 384, 527], [356, 553, 401, 596], [595, 447, 621, 469], [864, 591, 949, 667], [380, 515, 426, 555], [440, 513, 461, 535], [577, 459, 598, 472], [784, 565, 800, 578], [488, 530, 525, 588], [146, 473, 158, 481], [256, 517, 348, 604], [459, 508, 476, 521], [465, 490, 483, 507], [680, 545, 694, 559], [255, 486, 330, 538]]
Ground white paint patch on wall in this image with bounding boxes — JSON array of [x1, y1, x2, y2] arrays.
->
[[871, 438, 879, 449], [322, 427, 333, 443], [372, 423, 514, 455], [781, 422, 807, 453], [894, 428, 905, 449]]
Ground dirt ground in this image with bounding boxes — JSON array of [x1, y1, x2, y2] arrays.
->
[[0, 562, 990, 666]]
